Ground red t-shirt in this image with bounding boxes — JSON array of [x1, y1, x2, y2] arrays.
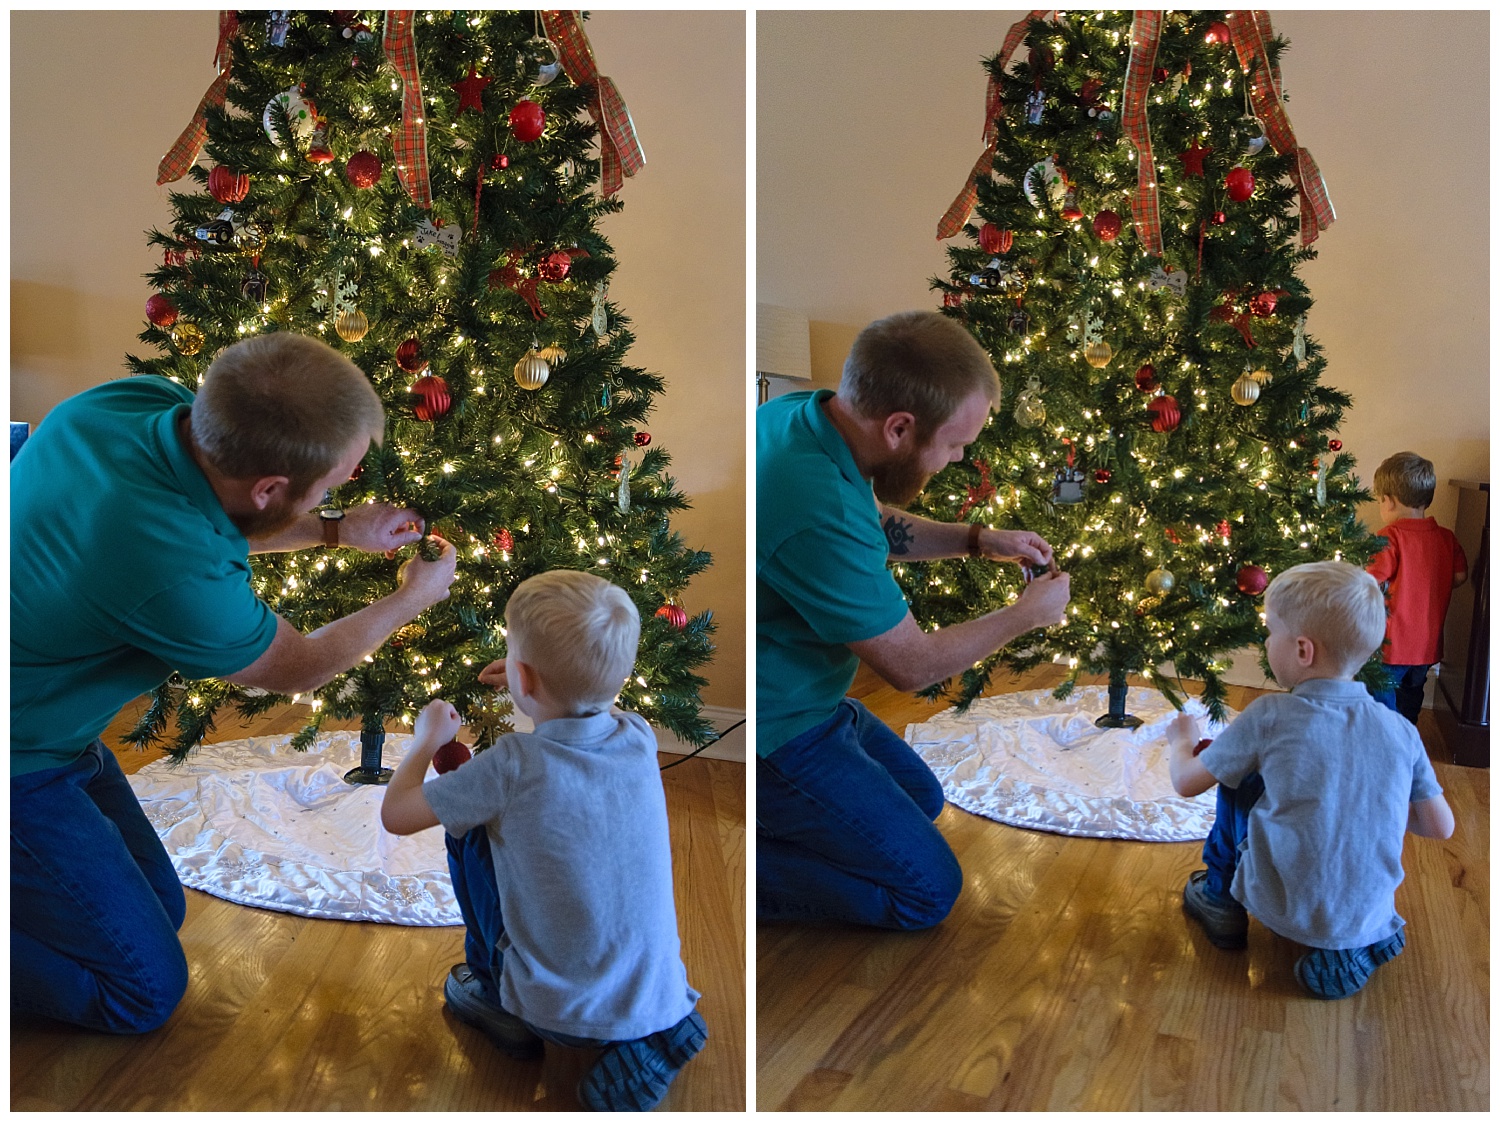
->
[[1366, 517, 1467, 665]]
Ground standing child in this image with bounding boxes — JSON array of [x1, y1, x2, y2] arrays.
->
[[1167, 561, 1455, 1000], [381, 569, 706, 1111], [1366, 451, 1468, 724]]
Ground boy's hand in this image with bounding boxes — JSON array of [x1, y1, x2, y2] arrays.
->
[[1167, 712, 1202, 755], [477, 658, 509, 691], [413, 698, 461, 750]]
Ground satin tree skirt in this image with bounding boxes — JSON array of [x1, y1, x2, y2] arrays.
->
[[128, 732, 462, 925], [905, 685, 1234, 842]]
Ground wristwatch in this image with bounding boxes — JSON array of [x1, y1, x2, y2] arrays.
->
[[319, 508, 344, 548]]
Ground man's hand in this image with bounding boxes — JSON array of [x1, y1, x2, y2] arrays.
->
[[413, 698, 462, 751], [979, 528, 1054, 568], [1013, 570, 1070, 630], [341, 503, 425, 553], [477, 658, 509, 691], [396, 535, 458, 610]]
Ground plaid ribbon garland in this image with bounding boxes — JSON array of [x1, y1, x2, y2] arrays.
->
[[1228, 10, 1335, 246], [937, 10, 1048, 239], [1122, 11, 1164, 256], [541, 11, 645, 197], [384, 11, 433, 210], [156, 11, 238, 185]]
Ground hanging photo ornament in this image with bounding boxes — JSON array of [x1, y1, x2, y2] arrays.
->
[[1051, 439, 1086, 505], [263, 86, 317, 146], [240, 267, 269, 305], [1025, 88, 1045, 125], [1013, 375, 1047, 428], [523, 36, 563, 86], [1006, 304, 1030, 336], [266, 11, 291, 47]]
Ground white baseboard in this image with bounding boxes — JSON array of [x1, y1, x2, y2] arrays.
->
[[505, 704, 746, 763]]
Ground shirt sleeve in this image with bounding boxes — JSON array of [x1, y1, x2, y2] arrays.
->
[[761, 524, 910, 645], [423, 739, 512, 837], [1367, 532, 1398, 585], [115, 563, 278, 680], [1197, 700, 1266, 789], [1409, 744, 1443, 803], [1450, 533, 1468, 581]]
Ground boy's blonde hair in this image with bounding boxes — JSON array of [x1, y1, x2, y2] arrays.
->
[[1264, 561, 1387, 676], [505, 570, 641, 712], [191, 333, 385, 496], [1372, 451, 1436, 509]]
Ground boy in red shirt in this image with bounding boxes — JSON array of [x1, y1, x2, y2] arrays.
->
[[1366, 452, 1468, 724]]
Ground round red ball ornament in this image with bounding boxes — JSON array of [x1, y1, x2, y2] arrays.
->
[[1226, 166, 1255, 202], [433, 740, 472, 775], [1212, 210, 1227, 225], [345, 150, 382, 188], [1249, 291, 1278, 317], [411, 374, 451, 421], [978, 223, 1012, 254], [146, 294, 178, 328], [1094, 468, 1112, 484], [1148, 394, 1181, 433], [655, 603, 688, 630], [537, 251, 572, 283], [396, 337, 428, 375], [510, 100, 545, 143], [1092, 210, 1122, 241], [1205, 21, 1232, 45], [633, 432, 651, 447], [1135, 364, 1159, 393], [1236, 564, 1269, 596], [1328, 439, 1343, 452], [208, 165, 250, 204]]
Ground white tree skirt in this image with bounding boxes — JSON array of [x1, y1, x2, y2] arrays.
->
[[905, 685, 1231, 842], [128, 732, 462, 925]]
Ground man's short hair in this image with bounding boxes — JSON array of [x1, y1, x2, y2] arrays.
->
[[506, 569, 641, 712], [190, 333, 385, 496], [1264, 561, 1388, 677], [1372, 451, 1436, 509], [839, 310, 1002, 437]]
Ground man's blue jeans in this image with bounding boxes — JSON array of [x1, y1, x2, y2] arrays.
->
[[11, 739, 189, 1033], [1200, 771, 1266, 900], [757, 698, 962, 930], [1371, 663, 1430, 726]]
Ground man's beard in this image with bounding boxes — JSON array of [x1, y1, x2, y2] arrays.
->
[[870, 443, 934, 508], [228, 493, 304, 540]]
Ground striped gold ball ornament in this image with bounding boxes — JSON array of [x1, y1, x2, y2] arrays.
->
[[514, 349, 550, 390]]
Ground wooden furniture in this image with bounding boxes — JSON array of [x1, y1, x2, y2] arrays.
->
[[1435, 479, 1489, 767]]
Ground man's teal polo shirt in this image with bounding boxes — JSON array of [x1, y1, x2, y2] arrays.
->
[[11, 377, 279, 776], [757, 390, 909, 756]]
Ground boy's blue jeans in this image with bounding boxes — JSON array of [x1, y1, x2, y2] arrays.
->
[[11, 739, 189, 1033], [756, 697, 962, 930], [1371, 663, 1430, 726], [1200, 771, 1266, 900]]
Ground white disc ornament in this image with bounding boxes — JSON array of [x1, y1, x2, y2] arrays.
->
[[1022, 156, 1066, 208], [264, 87, 317, 145]]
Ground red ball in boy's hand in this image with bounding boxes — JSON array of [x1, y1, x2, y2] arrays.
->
[[433, 739, 472, 774]]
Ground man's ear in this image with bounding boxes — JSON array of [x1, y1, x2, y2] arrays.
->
[[247, 475, 292, 511], [880, 411, 919, 451]]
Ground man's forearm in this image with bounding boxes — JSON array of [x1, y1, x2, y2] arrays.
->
[[298, 592, 426, 686], [879, 505, 972, 561], [248, 512, 325, 554], [854, 601, 1045, 693]]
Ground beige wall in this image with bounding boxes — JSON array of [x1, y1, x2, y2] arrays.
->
[[11, 11, 746, 711], [759, 10, 1489, 534]]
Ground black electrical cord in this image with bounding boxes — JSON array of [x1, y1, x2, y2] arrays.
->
[[659, 719, 746, 771]]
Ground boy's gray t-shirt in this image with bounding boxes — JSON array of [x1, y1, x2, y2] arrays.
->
[[1199, 677, 1442, 950], [423, 709, 699, 1040]]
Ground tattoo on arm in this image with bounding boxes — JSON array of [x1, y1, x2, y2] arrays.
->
[[883, 515, 915, 555]]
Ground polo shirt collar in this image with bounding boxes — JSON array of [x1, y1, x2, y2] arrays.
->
[[803, 389, 869, 492], [534, 709, 620, 745], [1289, 678, 1371, 702], [155, 403, 249, 550]]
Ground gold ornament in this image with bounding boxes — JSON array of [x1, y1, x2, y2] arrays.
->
[[538, 344, 567, 364], [171, 322, 204, 355], [1013, 375, 1047, 428], [514, 350, 550, 390], [1145, 567, 1175, 596], [1231, 372, 1262, 406], [1248, 367, 1273, 386], [335, 308, 370, 342], [1083, 340, 1113, 368]]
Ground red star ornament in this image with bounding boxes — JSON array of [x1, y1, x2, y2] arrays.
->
[[1178, 138, 1212, 178], [451, 64, 492, 114]]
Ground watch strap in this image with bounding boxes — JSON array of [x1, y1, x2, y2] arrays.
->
[[322, 515, 339, 548], [966, 522, 983, 557]]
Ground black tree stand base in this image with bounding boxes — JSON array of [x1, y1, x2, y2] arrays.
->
[[1094, 671, 1144, 730], [344, 727, 393, 785]]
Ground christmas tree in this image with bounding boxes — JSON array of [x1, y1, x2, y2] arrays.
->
[[910, 10, 1380, 723], [126, 10, 714, 761]]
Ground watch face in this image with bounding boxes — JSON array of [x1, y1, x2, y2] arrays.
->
[[320, 509, 344, 521]]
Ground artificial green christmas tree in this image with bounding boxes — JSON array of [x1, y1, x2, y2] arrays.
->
[[907, 10, 1380, 723], [125, 10, 714, 763]]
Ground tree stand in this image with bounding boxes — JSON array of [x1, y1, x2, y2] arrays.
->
[[344, 724, 393, 785], [1094, 669, 1143, 730]]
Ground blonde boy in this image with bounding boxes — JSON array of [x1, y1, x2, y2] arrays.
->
[[1167, 561, 1454, 999], [382, 569, 705, 1110]]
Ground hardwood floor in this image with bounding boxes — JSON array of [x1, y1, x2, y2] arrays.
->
[[12, 699, 745, 1112], [756, 664, 1489, 1111]]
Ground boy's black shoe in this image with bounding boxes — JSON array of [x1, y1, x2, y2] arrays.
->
[[443, 963, 544, 1060], [577, 1009, 708, 1111], [1182, 869, 1249, 949], [1295, 926, 1406, 1000]]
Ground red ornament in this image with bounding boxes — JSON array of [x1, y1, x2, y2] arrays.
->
[[1094, 468, 1112, 484], [633, 432, 651, 447], [1152, 66, 1169, 84], [411, 374, 451, 422], [510, 100, 545, 143], [396, 337, 428, 375], [1328, 439, 1343, 452], [145, 294, 178, 328], [1062, 199, 1084, 222], [349, 462, 364, 482], [1164, 527, 1181, 545], [1226, 166, 1255, 202], [537, 251, 572, 283], [1216, 520, 1232, 540], [1205, 21, 1232, 45], [345, 150, 382, 188], [655, 603, 688, 630], [491, 153, 510, 170], [1134, 364, 1159, 393], [1178, 139, 1212, 178], [1148, 395, 1181, 433], [1092, 210, 1122, 241], [494, 528, 515, 552], [1212, 210, 1227, 225], [978, 223, 1012, 254], [942, 290, 965, 308], [451, 64, 492, 114], [1248, 291, 1278, 317], [208, 165, 249, 204], [1236, 564, 1269, 596], [433, 739, 472, 775]]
